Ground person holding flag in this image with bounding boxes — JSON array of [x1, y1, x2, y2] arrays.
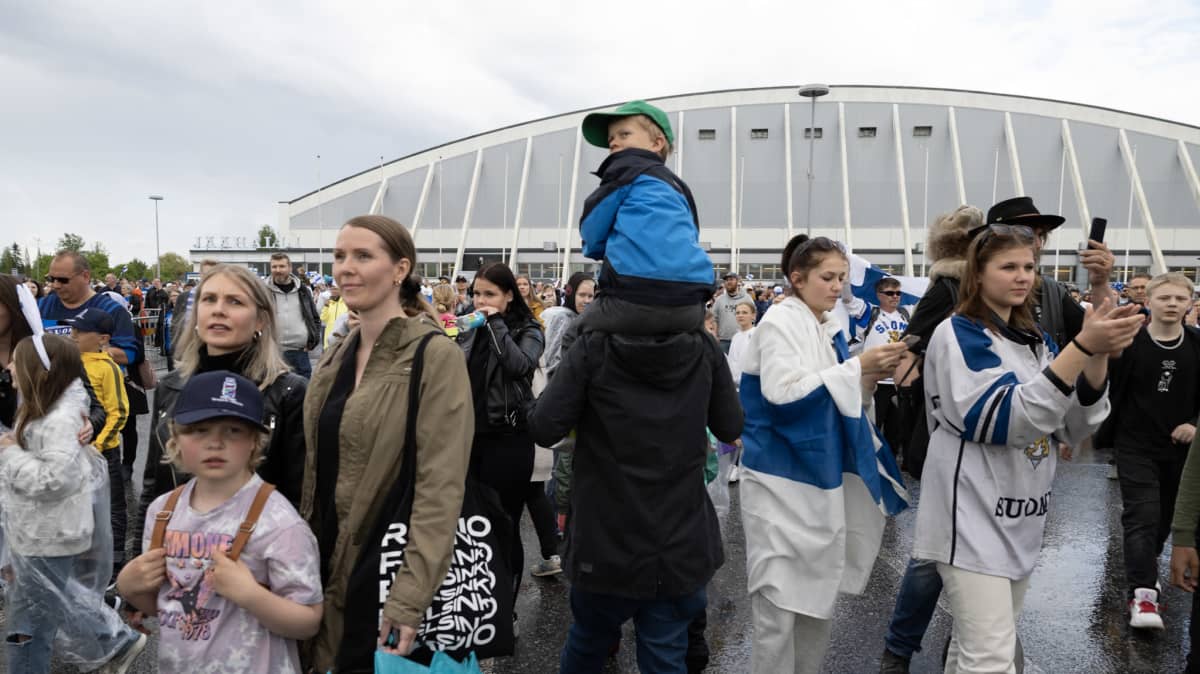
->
[[739, 234, 909, 673]]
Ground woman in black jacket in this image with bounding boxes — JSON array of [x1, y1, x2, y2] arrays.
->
[[458, 263, 545, 617], [131, 264, 307, 545]]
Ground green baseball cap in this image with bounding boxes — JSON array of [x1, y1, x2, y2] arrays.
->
[[581, 100, 674, 149]]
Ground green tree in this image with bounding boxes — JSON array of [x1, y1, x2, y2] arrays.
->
[[33, 253, 53, 280], [0, 243, 24, 275], [158, 252, 191, 282], [82, 242, 110, 278], [116, 258, 149, 281], [257, 224, 278, 248], [56, 233, 86, 253]]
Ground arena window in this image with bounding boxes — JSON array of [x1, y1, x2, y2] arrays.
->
[[750, 128, 769, 139], [913, 125, 933, 137], [858, 126, 877, 138], [804, 127, 823, 139], [698, 129, 717, 140]]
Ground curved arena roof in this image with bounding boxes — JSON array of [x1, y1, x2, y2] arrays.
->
[[283, 85, 1200, 282]]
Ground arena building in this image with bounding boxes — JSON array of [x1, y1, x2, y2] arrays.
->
[[270, 85, 1200, 285]]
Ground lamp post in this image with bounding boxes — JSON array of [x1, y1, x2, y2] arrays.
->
[[148, 195, 164, 280], [798, 84, 830, 237]]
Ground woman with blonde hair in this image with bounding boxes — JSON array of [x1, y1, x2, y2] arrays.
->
[[301, 215, 473, 668], [516, 273, 544, 323], [133, 264, 309, 543]]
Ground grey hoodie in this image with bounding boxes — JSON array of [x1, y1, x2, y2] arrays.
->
[[267, 275, 317, 350]]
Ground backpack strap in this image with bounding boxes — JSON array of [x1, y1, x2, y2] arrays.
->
[[227, 483, 276, 562], [899, 306, 911, 322], [150, 485, 187, 550]]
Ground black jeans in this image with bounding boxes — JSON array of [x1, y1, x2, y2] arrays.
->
[[103, 447, 127, 570], [525, 481, 558, 559], [873, 383, 902, 457], [120, 421, 137, 471], [1117, 447, 1188, 595], [471, 432, 534, 598]]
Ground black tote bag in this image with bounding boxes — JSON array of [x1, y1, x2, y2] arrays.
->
[[335, 333, 515, 672]]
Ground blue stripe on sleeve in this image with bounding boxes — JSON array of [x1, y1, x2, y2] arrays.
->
[[989, 385, 1016, 445], [963, 372, 1019, 443]]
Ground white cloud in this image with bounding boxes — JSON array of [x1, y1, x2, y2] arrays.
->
[[1, 0, 1197, 266]]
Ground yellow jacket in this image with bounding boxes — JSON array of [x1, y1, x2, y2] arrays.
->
[[81, 351, 128, 452], [320, 297, 350, 348]]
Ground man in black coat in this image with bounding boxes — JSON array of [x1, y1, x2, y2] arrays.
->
[[530, 328, 742, 672]]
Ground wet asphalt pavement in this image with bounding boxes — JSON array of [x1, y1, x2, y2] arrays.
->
[[6, 382, 1195, 672]]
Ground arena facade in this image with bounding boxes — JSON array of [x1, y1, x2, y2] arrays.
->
[[275, 85, 1200, 285]]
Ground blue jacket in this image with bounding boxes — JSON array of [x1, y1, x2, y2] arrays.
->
[[40, 291, 142, 368], [580, 149, 714, 306]]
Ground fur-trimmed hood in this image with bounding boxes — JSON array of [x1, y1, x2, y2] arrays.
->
[[926, 205, 983, 282]]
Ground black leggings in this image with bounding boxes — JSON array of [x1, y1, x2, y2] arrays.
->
[[120, 420, 137, 470], [524, 481, 558, 559], [471, 432, 534, 597]]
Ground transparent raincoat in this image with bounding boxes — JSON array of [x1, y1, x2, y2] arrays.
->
[[0, 380, 138, 670]]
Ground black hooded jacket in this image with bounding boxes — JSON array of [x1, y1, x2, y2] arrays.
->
[[529, 330, 742, 599]]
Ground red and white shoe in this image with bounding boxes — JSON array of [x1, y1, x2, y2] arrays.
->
[[1129, 587, 1164, 630]]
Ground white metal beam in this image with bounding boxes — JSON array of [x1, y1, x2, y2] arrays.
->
[[1119, 129, 1166, 273], [1060, 120, 1092, 242], [507, 137, 534, 269], [452, 150, 484, 277], [784, 102, 795, 242], [1004, 112, 1025, 196], [369, 177, 389, 215], [892, 104, 914, 275], [838, 102, 852, 249], [676, 110, 685, 177], [947, 107, 967, 204], [559, 133, 583, 284], [730, 106, 739, 273], [409, 163, 436, 236], [1179, 140, 1200, 216]]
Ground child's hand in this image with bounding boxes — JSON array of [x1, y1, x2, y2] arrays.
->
[[77, 413, 94, 445], [119, 548, 168, 596], [208, 546, 260, 606]]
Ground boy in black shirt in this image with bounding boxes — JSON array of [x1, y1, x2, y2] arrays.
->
[[1097, 272, 1200, 630]]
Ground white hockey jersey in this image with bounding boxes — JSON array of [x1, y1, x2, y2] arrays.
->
[[912, 315, 1109, 580]]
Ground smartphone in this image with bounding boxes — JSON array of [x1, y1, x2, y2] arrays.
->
[[1088, 217, 1107, 247], [901, 335, 921, 351]]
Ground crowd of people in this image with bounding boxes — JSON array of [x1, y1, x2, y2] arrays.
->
[[0, 97, 1199, 674]]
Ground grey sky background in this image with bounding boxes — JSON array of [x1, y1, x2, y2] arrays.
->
[[2, 0, 1197, 266]]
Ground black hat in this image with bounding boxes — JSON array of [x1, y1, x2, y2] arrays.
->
[[977, 197, 1065, 237], [723, 272, 739, 280], [65, 308, 115, 335], [173, 371, 269, 432]]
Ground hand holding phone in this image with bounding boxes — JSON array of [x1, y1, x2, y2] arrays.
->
[[1087, 218, 1107, 248]]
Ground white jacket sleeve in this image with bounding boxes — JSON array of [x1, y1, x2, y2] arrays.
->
[[928, 316, 1107, 450], [0, 419, 86, 501]]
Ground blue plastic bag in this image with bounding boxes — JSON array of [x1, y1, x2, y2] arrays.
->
[[373, 651, 482, 674]]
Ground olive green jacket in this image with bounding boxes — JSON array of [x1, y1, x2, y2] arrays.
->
[[300, 314, 473, 671]]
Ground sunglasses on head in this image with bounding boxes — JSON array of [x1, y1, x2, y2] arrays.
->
[[879, 290, 902, 297], [45, 274, 76, 285], [970, 223, 1037, 246]]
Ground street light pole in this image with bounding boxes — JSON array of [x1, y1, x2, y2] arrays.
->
[[149, 195, 164, 279], [798, 84, 830, 237]]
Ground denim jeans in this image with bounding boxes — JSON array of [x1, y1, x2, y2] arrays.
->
[[6, 555, 139, 673], [884, 557, 943, 659], [282, 349, 312, 378], [561, 586, 707, 674]]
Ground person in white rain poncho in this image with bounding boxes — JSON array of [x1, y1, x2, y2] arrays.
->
[[738, 235, 910, 674], [913, 224, 1142, 673], [0, 331, 146, 673]]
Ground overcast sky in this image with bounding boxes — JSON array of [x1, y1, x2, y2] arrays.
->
[[2, 0, 1197, 266]]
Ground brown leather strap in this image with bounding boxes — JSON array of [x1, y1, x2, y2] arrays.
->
[[150, 485, 187, 550], [227, 483, 276, 562]]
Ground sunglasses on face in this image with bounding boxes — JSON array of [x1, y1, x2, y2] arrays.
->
[[45, 274, 76, 285], [879, 290, 902, 297]]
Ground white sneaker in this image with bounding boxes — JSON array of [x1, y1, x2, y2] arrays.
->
[[101, 632, 148, 673], [1129, 587, 1164, 630], [728, 464, 740, 484]]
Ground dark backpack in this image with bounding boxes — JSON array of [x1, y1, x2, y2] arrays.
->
[[895, 277, 958, 479]]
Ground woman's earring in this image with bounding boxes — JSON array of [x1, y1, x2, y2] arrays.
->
[[253, 330, 262, 342], [394, 278, 402, 287]]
